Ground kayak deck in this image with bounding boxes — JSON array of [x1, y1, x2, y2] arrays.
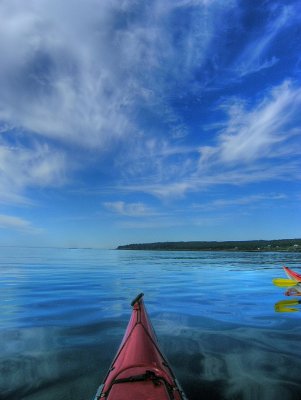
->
[[94, 293, 187, 400]]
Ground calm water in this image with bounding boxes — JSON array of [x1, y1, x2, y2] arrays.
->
[[1, 247, 301, 400]]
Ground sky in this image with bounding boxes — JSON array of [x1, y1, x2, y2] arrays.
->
[[0, 0, 301, 248]]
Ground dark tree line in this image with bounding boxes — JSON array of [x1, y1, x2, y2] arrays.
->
[[117, 239, 301, 252]]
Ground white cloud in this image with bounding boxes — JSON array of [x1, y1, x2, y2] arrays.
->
[[115, 80, 301, 199], [192, 193, 287, 211], [0, 141, 67, 204], [115, 136, 199, 188], [0, 0, 300, 208], [117, 161, 300, 199], [118, 182, 193, 199], [200, 80, 301, 166], [0, 0, 237, 148], [0, 214, 39, 233], [103, 201, 156, 217], [235, 5, 298, 77], [0, 0, 240, 206], [0, 0, 137, 148]]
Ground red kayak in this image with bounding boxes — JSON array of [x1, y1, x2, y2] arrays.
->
[[93, 293, 187, 400], [283, 266, 301, 282]]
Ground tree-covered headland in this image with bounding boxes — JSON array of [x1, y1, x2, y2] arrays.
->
[[117, 239, 301, 252]]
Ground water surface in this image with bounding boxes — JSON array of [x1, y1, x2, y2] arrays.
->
[[1, 248, 301, 399]]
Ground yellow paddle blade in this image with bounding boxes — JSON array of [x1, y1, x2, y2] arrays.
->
[[274, 299, 300, 313], [272, 278, 297, 287]]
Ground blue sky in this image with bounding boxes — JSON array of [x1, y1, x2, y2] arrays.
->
[[0, 0, 301, 248]]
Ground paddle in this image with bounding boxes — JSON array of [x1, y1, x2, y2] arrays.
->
[[272, 278, 297, 287]]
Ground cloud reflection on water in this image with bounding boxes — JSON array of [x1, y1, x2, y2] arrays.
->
[[157, 315, 301, 400], [1, 248, 301, 400]]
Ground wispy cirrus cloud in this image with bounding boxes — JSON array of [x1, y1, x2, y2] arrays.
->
[[192, 193, 287, 211], [0, 0, 135, 148], [0, 0, 238, 205], [103, 201, 157, 217], [234, 5, 299, 77], [0, 0, 300, 248], [117, 80, 301, 198], [200, 80, 301, 166], [0, 214, 40, 233], [117, 161, 300, 199], [0, 141, 67, 204], [0, 0, 235, 149]]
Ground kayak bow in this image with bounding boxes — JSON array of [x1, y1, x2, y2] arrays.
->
[[283, 266, 301, 282], [94, 293, 187, 400]]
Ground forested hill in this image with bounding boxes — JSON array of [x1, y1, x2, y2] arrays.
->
[[117, 239, 301, 252]]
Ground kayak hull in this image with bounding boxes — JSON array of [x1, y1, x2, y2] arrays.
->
[[94, 293, 186, 400], [283, 266, 301, 282]]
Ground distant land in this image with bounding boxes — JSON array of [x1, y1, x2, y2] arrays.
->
[[117, 239, 301, 252]]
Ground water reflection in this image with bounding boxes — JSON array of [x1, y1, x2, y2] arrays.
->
[[2, 248, 301, 400], [273, 266, 301, 311], [274, 299, 301, 313], [0, 323, 122, 400], [284, 283, 301, 297], [159, 320, 301, 400]]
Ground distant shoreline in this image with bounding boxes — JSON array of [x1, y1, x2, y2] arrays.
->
[[117, 239, 301, 252]]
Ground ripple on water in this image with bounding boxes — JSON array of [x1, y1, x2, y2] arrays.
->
[[1, 248, 301, 400]]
